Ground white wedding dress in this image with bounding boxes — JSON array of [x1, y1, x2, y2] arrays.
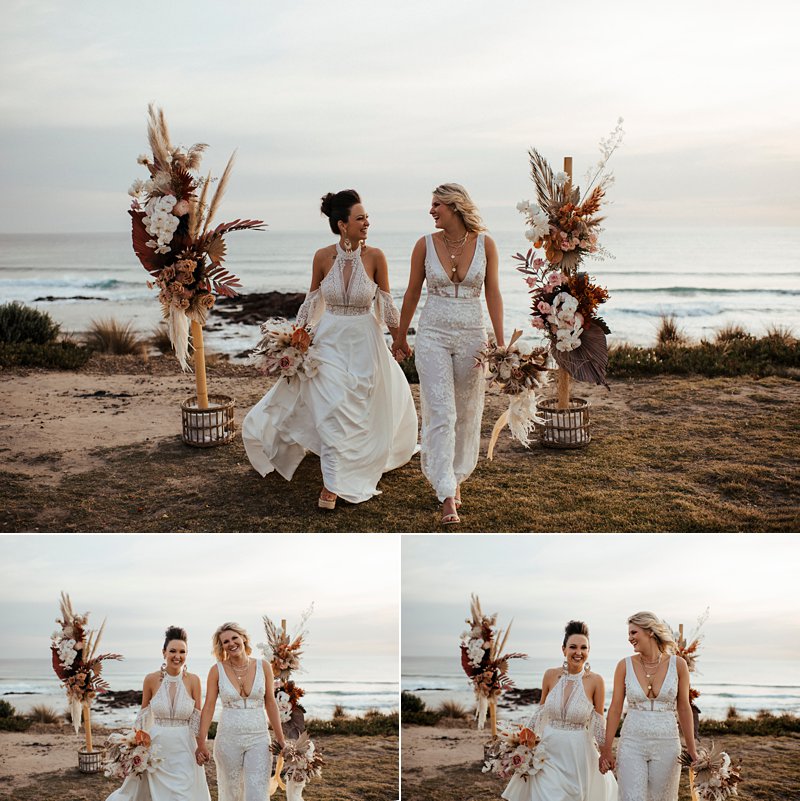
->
[[105, 672, 210, 801], [243, 243, 418, 502], [502, 672, 618, 801]]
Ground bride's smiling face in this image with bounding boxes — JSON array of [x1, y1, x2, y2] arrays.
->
[[163, 639, 187, 672], [562, 634, 589, 671], [220, 629, 247, 659], [339, 203, 369, 243], [628, 624, 649, 653], [429, 196, 458, 230]]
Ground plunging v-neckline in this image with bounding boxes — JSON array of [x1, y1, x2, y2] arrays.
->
[[431, 233, 480, 286], [630, 655, 671, 701], [221, 660, 258, 699]]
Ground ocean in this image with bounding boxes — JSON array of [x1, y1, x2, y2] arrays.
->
[[2, 227, 798, 355], [0, 656, 398, 727], [403, 655, 800, 722]]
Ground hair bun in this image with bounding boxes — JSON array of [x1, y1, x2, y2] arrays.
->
[[320, 193, 335, 218], [164, 625, 188, 643]]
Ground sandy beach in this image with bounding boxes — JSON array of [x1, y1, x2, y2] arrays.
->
[[401, 722, 800, 801], [1, 355, 798, 532], [0, 723, 398, 801]]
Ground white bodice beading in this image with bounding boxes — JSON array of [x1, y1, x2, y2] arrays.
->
[[136, 672, 200, 734], [295, 243, 400, 327], [621, 655, 679, 740], [218, 659, 266, 710], [537, 671, 607, 745]]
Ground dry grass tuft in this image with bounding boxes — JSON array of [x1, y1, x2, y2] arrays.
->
[[85, 319, 145, 356], [26, 705, 61, 724], [656, 314, 686, 346]]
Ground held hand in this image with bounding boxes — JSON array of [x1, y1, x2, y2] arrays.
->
[[391, 338, 412, 362]]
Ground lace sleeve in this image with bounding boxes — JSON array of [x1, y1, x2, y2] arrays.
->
[[189, 708, 201, 737], [296, 288, 324, 328], [522, 704, 548, 737], [134, 705, 152, 732], [591, 709, 607, 748], [373, 288, 400, 329]]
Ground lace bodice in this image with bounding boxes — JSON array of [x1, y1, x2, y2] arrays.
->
[[135, 672, 200, 733], [625, 655, 678, 712], [295, 244, 400, 327], [424, 233, 486, 299], [217, 659, 266, 710]]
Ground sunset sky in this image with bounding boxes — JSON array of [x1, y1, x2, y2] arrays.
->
[[2, 0, 798, 233]]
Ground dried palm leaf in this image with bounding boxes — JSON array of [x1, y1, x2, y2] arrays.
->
[[528, 148, 557, 211], [551, 323, 609, 387]]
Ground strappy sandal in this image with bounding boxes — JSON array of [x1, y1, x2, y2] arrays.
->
[[441, 511, 460, 525], [454, 488, 462, 509], [318, 489, 337, 510]]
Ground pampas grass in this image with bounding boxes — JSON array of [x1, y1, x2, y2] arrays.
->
[[85, 319, 145, 356]]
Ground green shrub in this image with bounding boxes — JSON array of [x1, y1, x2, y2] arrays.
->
[[85, 319, 144, 355], [0, 701, 31, 731], [0, 341, 91, 369], [401, 691, 426, 714], [0, 302, 60, 344], [698, 712, 800, 737], [306, 710, 398, 736], [401, 692, 443, 726], [0, 699, 15, 718], [27, 704, 61, 723]]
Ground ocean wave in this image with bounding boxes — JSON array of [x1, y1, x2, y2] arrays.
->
[[613, 287, 800, 296]]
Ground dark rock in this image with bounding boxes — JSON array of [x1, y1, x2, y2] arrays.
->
[[32, 295, 108, 302], [498, 687, 542, 709], [214, 292, 306, 327], [96, 689, 142, 708]]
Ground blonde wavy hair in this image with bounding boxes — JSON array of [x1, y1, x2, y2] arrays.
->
[[628, 611, 676, 654], [212, 622, 253, 662], [432, 183, 487, 233]]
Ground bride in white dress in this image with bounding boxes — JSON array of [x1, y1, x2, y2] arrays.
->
[[243, 189, 418, 510], [105, 626, 210, 801], [503, 621, 617, 801]]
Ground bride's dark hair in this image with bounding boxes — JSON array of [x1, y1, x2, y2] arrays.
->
[[320, 189, 361, 234], [563, 620, 589, 647], [163, 625, 188, 650]]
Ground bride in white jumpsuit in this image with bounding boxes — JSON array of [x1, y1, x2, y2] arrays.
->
[[393, 183, 505, 524]]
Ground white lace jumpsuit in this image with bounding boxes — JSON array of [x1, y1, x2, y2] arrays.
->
[[415, 234, 487, 501], [617, 655, 681, 801], [213, 661, 271, 801]]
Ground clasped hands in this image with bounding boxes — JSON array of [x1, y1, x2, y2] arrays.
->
[[195, 744, 211, 766], [391, 337, 412, 362], [598, 753, 615, 774]]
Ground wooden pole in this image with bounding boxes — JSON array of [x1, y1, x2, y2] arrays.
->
[[191, 320, 209, 409], [83, 704, 93, 752], [557, 156, 573, 411], [489, 700, 497, 738]]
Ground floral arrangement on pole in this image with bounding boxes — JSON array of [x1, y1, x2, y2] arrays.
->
[[483, 724, 545, 781], [128, 104, 265, 388], [50, 592, 123, 751], [680, 742, 742, 800], [252, 320, 319, 382], [460, 594, 527, 731], [514, 119, 624, 390], [103, 729, 162, 780], [474, 329, 550, 459]]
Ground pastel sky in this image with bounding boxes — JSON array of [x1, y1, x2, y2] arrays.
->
[[402, 534, 800, 662], [2, 0, 798, 234], [0, 534, 399, 668]]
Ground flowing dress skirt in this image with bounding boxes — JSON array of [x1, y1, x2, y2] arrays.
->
[[502, 726, 617, 801], [243, 310, 418, 503], [105, 724, 210, 801]]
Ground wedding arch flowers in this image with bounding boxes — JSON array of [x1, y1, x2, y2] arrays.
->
[[460, 594, 526, 730], [129, 104, 265, 371], [515, 119, 624, 387]]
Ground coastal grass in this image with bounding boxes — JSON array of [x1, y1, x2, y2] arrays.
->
[[85, 319, 145, 356], [1, 368, 797, 532], [26, 705, 61, 724], [401, 730, 800, 801], [0, 731, 398, 801]]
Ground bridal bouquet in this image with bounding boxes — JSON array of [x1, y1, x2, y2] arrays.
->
[[251, 319, 318, 382], [460, 594, 527, 729], [129, 105, 265, 370], [483, 724, 545, 781], [103, 729, 162, 780], [474, 330, 549, 459], [271, 733, 324, 801], [514, 119, 624, 387], [50, 592, 122, 734], [680, 743, 742, 800]]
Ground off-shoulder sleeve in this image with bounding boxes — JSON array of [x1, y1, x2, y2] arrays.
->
[[134, 705, 153, 732], [373, 288, 400, 328], [296, 288, 325, 328], [189, 708, 201, 736], [523, 704, 548, 737], [590, 709, 607, 748]]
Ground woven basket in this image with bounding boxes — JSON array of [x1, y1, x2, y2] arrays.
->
[[78, 747, 104, 773], [538, 397, 591, 449], [181, 395, 236, 448]]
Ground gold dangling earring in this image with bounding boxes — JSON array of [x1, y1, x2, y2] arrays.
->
[[160, 662, 167, 678], [584, 661, 591, 673], [562, 659, 569, 675]]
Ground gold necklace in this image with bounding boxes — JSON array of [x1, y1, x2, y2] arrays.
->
[[441, 232, 469, 276], [641, 652, 662, 697]]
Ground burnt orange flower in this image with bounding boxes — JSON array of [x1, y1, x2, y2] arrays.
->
[[291, 327, 311, 353]]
